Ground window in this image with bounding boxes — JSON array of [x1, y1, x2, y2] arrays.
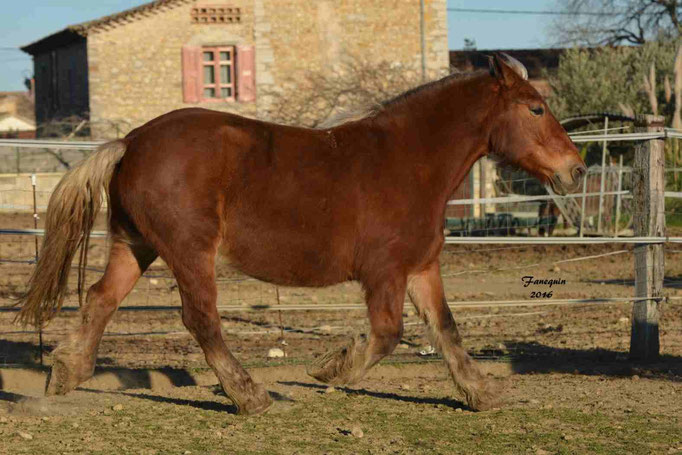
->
[[201, 46, 235, 101], [182, 44, 255, 104]]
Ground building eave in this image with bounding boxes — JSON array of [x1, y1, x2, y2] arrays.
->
[[21, 28, 86, 56], [21, 0, 192, 56]]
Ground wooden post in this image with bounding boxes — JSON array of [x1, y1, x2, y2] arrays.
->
[[31, 174, 43, 366], [479, 157, 487, 217], [614, 155, 623, 238], [630, 114, 665, 361], [597, 117, 608, 233], [579, 172, 588, 237], [673, 139, 678, 188], [472, 161, 480, 217]]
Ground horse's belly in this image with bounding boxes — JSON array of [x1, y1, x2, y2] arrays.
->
[[218, 232, 352, 287]]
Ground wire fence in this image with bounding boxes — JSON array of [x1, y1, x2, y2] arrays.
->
[[0, 131, 681, 370]]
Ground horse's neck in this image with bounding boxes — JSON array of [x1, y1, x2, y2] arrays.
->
[[382, 73, 498, 199]]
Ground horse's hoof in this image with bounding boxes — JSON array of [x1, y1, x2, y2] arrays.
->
[[306, 359, 335, 384], [45, 350, 93, 397], [45, 359, 77, 396], [467, 395, 498, 411], [236, 385, 273, 416], [307, 345, 354, 384], [465, 379, 502, 411], [307, 360, 340, 384]]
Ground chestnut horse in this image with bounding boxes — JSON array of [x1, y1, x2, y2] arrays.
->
[[17, 54, 585, 415]]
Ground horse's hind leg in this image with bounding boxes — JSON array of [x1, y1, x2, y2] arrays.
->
[[46, 239, 157, 395], [308, 276, 405, 385], [407, 261, 499, 411], [171, 250, 272, 415]]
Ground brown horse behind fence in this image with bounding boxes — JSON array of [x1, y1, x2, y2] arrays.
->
[[16, 54, 585, 415]]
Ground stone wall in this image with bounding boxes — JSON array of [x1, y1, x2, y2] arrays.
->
[[0, 173, 65, 213], [87, 0, 449, 138], [87, 0, 256, 138]]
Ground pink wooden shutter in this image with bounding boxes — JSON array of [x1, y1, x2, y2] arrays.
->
[[236, 45, 256, 102], [182, 45, 201, 103]]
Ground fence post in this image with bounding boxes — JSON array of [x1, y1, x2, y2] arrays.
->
[[614, 154, 623, 238], [630, 114, 665, 361], [579, 172, 587, 237], [597, 116, 608, 233], [31, 174, 44, 366], [479, 157, 487, 217]]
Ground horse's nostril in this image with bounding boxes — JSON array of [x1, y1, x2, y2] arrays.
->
[[572, 165, 586, 181]]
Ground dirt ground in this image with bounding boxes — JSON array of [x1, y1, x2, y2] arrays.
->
[[1, 212, 681, 453], [0, 362, 680, 454]]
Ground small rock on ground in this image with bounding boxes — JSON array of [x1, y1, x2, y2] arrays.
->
[[267, 348, 285, 358], [17, 431, 33, 440], [351, 426, 364, 438]]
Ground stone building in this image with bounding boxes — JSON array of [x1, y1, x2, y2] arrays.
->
[[21, 0, 449, 138]]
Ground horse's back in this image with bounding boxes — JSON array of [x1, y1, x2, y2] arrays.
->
[[112, 108, 358, 286]]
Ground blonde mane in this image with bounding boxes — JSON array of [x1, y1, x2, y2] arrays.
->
[[315, 70, 480, 129], [316, 103, 384, 129]]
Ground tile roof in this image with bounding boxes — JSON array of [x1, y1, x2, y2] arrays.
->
[[22, 0, 190, 54]]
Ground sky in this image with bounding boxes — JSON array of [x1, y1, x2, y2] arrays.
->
[[0, 0, 554, 92]]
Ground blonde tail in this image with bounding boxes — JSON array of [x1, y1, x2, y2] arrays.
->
[[15, 140, 127, 327]]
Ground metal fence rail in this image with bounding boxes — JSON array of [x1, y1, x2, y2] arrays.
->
[[0, 130, 678, 365], [0, 139, 103, 150], [1, 128, 680, 148], [0, 296, 674, 315]]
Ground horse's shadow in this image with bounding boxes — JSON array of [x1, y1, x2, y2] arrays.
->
[[78, 387, 293, 414], [0, 390, 25, 403], [503, 341, 682, 382], [0, 338, 200, 391], [277, 380, 468, 410], [80, 387, 240, 413], [0, 384, 293, 415]]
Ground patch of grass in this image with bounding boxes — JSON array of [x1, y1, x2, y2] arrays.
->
[[1, 376, 680, 455]]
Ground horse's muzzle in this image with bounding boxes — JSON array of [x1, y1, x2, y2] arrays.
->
[[550, 165, 586, 195]]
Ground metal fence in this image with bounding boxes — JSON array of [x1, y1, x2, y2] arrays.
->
[[0, 122, 680, 369]]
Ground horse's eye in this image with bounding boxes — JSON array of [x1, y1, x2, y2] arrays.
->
[[530, 105, 545, 116]]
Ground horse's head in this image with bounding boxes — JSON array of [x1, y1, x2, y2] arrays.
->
[[487, 53, 586, 195]]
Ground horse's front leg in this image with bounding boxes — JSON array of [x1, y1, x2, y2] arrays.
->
[[407, 261, 500, 411], [307, 276, 406, 385]]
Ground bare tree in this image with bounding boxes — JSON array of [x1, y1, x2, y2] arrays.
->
[[551, 0, 682, 46], [35, 116, 131, 170], [261, 58, 425, 128]]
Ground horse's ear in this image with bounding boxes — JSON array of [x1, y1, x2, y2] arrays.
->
[[488, 53, 528, 86], [488, 54, 504, 81], [499, 53, 528, 80]]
